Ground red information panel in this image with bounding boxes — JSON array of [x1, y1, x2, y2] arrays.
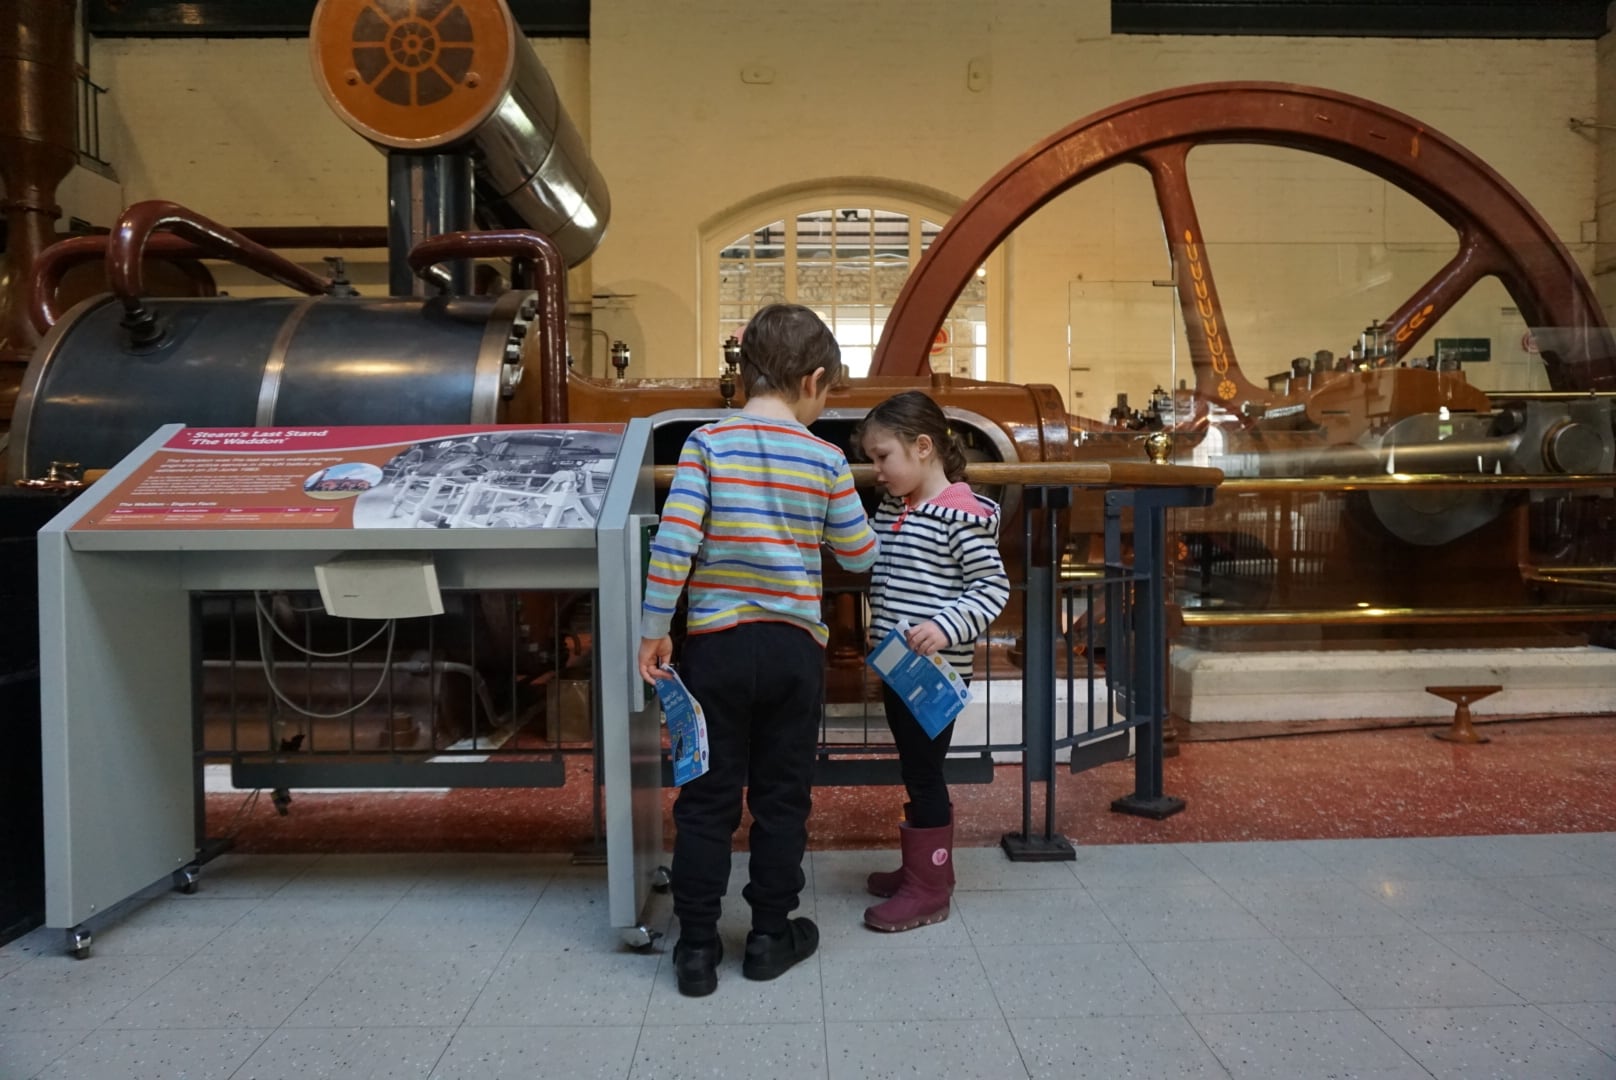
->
[[73, 425, 626, 531]]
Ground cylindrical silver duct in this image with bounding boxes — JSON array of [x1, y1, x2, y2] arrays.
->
[[467, 37, 610, 264], [311, 0, 608, 268]]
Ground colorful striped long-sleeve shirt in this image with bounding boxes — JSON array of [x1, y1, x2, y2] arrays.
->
[[641, 413, 878, 645]]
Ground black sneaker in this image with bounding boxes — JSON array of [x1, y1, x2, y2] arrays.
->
[[673, 937, 722, 997], [742, 917, 819, 981]]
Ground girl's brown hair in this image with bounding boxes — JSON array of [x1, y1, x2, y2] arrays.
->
[[855, 390, 968, 483]]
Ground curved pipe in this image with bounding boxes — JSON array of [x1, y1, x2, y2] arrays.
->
[[30, 233, 205, 333], [29, 224, 389, 334], [109, 200, 332, 344], [407, 230, 568, 424]]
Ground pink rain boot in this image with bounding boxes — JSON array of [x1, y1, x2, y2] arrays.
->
[[865, 803, 912, 898], [863, 819, 953, 932], [867, 805, 955, 898]]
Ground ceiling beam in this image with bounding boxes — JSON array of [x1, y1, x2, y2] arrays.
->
[[1112, 0, 1609, 39], [86, 1, 589, 38]]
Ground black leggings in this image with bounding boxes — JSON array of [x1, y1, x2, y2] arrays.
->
[[881, 683, 958, 829]]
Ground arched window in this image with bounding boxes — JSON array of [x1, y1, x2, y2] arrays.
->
[[701, 186, 1004, 380]]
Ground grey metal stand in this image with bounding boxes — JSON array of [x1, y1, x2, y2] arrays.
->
[[36, 421, 664, 955]]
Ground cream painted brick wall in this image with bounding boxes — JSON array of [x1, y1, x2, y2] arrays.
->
[[92, 35, 589, 225], [93, 39, 374, 227], [86, 35, 591, 301], [87, 11, 1597, 410], [589, 0, 1119, 377]]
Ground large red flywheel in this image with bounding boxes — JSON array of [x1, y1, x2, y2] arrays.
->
[[872, 82, 1616, 398]]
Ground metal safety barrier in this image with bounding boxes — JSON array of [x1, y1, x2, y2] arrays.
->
[[196, 460, 1221, 861]]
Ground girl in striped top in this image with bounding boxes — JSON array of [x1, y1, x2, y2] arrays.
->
[[857, 390, 1010, 933]]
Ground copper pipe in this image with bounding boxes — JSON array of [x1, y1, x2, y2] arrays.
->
[[29, 233, 207, 332], [1485, 390, 1616, 400], [407, 230, 568, 424], [1180, 605, 1616, 626], [1218, 474, 1616, 494], [0, 0, 77, 415], [1521, 571, 1616, 594], [108, 200, 331, 344], [30, 225, 388, 333]]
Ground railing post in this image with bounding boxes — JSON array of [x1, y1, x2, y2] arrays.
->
[[1002, 485, 1075, 861], [1112, 488, 1189, 819]]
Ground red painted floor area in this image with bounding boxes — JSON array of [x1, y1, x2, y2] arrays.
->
[[206, 716, 1616, 854]]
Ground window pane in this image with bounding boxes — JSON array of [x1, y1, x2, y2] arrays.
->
[[796, 211, 833, 262], [715, 203, 982, 379], [752, 220, 785, 261]]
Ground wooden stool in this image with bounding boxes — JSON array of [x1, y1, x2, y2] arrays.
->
[[1425, 685, 1501, 744]]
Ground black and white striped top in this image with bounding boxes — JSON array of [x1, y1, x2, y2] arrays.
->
[[867, 484, 1011, 679]]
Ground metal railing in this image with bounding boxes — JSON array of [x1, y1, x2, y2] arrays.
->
[[74, 73, 113, 173], [198, 590, 594, 824], [195, 461, 1221, 860]]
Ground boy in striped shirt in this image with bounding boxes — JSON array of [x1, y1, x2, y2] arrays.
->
[[639, 304, 876, 997]]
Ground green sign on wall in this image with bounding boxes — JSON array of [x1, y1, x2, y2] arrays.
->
[[1433, 338, 1491, 364]]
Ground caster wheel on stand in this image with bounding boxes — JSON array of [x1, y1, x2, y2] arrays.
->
[[651, 865, 671, 893], [272, 789, 292, 816], [66, 926, 92, 960], [621, 924, 663, 951], [172, 865, 201, 895]]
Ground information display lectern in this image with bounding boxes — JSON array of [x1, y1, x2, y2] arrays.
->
[[37, 421, 665, 955]]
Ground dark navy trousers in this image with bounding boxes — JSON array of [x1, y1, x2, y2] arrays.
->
[[671, 621, 823, 939]]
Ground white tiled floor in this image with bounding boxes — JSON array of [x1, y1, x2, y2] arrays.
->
[[1, 835, 1613, 1079]]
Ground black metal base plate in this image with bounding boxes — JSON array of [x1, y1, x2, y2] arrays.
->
[[1000, 831, 1076, 862], [571, 839, 607, 866], [1110, 794, 1186, 820]]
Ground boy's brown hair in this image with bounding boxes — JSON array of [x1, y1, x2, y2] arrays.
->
[[740, 304, 844, 400]]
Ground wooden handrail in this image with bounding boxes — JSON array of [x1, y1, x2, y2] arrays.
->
[[653, 460, 1223, 490], [1218, 473, 1615, 494]]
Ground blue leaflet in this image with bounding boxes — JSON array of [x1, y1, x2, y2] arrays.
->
[[865, 622, 973, 739], [654, 665, 711, 786]]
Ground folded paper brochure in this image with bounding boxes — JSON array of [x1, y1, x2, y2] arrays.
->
[[865, 621, 973, 739], [654, 664, 710, 786]]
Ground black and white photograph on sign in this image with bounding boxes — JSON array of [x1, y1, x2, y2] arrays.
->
[[352, 429, 623, 529]]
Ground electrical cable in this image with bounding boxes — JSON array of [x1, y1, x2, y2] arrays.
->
[[253, 595, 398, 720], [254, 592, 390, 657], [220, 786, 262, 839]]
